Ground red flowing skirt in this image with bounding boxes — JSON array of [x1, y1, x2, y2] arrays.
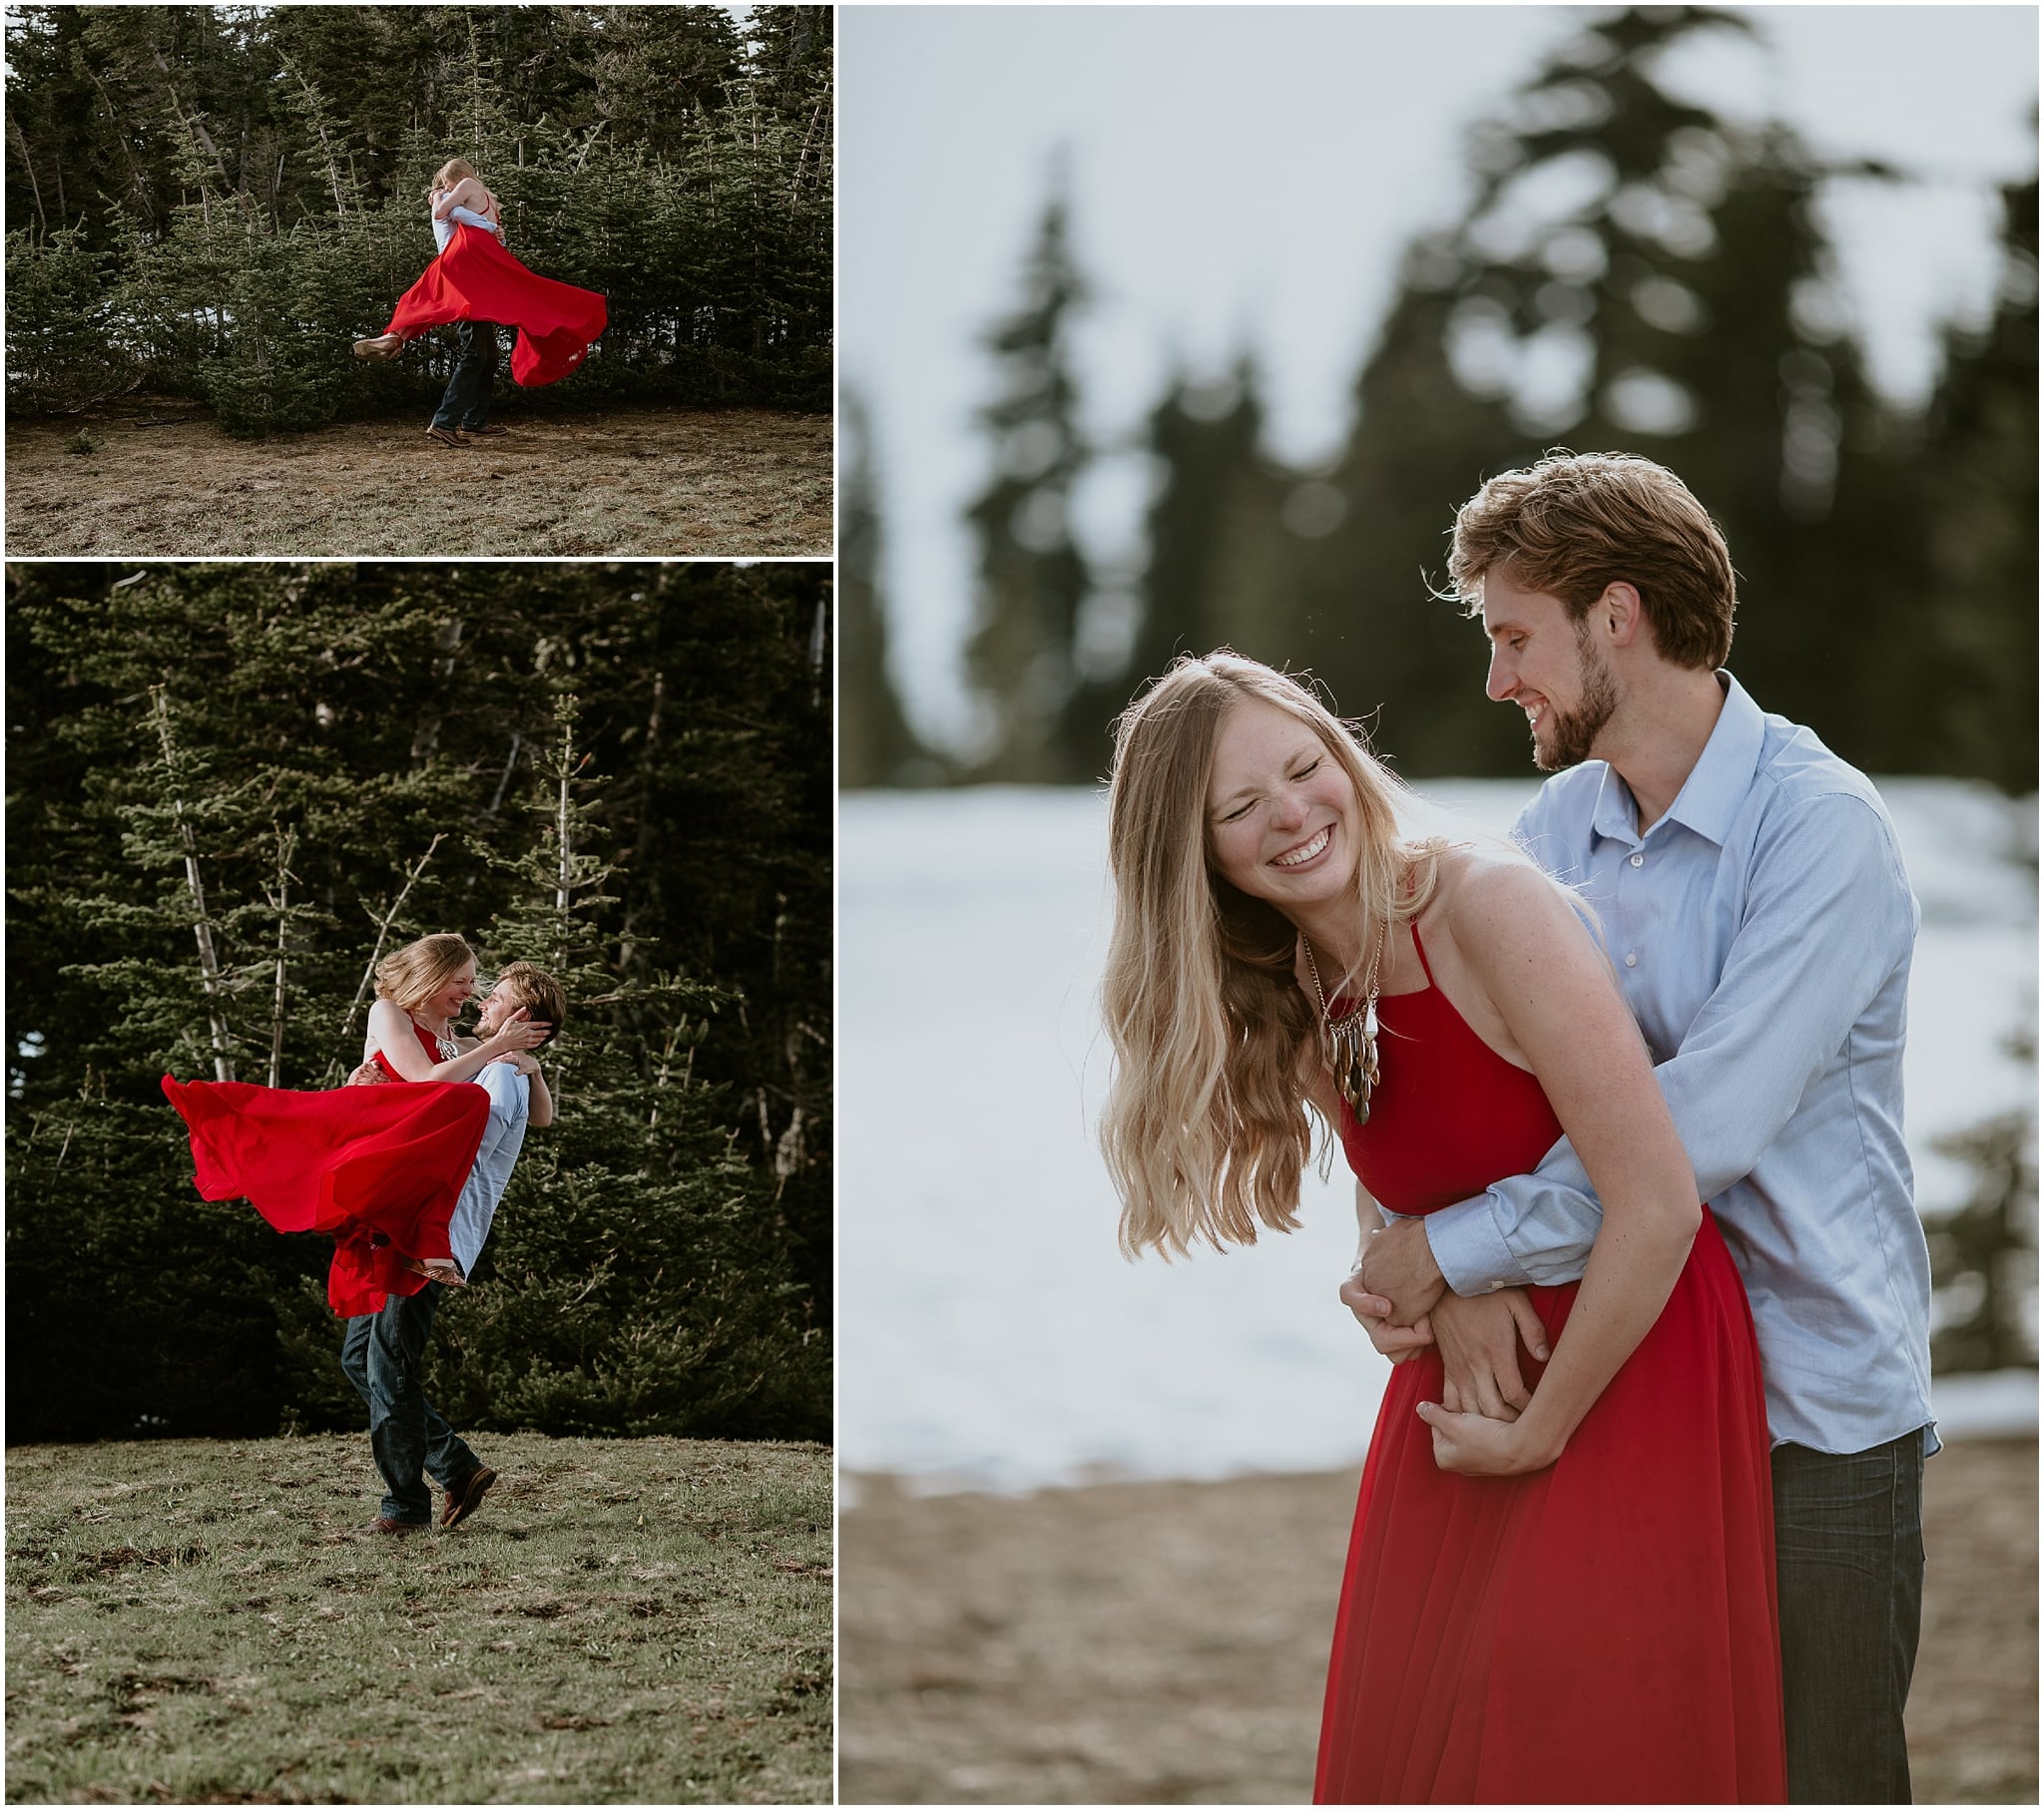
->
[[162, 1074, 488, 1317], [1313, 1213, 1786, 1803], [383, 222, 607, 387]]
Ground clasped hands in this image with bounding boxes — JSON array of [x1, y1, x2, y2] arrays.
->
[[1341, 1217, 1555, 1478]]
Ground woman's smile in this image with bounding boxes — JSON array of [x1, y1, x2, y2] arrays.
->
[[1206, 697, 1358, 910], [1272, 825, 1333, 869]]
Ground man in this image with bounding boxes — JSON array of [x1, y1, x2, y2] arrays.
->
[[354, 195, 512, 448], [424, 314, 508, 451], [1346, 452, 1932, 1804], [339, 962, 564, 1536], [423, 194, 512, 449]]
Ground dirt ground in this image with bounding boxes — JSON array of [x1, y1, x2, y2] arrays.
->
[[840, 1438, 2038, 1804], [4, 400, 830, 557]]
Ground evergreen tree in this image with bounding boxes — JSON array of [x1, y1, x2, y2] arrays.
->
[[961, 188, 1095, 781], [5, 561, 830, 1442], [409, 695, 826, 1438], [839, 391, 936, 787], [1906, 169, 2039, 791], [4, 5, 833, 427], [1283, 6, 1924, 770], [1127, 360, 1302, 699]]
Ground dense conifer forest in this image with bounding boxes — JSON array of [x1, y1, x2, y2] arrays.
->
[[6, 562, 832, 1442], [842, 8, 2037, 795], [4, 5, 832, 432]]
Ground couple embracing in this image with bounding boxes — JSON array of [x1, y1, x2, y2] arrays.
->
[[1103, 453, 1929, 1804], [166, 934, 567, 1538], [353, 157, 608, 448]]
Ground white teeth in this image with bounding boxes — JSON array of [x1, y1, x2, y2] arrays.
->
[[1274, 827, 1330, 868]]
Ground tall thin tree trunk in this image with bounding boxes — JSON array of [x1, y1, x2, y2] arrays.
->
[[265, 822, 297, 1089], [8, 112, 48, 231], [150, 688, 236, 1083], [555, 718, 575, 965], [326, 831, 446, 1081]]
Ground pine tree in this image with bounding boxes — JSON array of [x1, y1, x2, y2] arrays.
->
[[1294, 5, 1923, 771], [838, 391, 935, 787], [961, 187, 1095, 781], [1126, 360, 1302, 699], [416, 694, 826, 1438], [5, 5, 833, 424], [1906, 169, 2039, 791], [6, 561, 831, 1442]]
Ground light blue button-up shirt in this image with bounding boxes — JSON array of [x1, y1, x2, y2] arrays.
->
[[432, 204, 498, 255], [448, 1061, 529, 1279], [1423, 673, 1935, 1456]]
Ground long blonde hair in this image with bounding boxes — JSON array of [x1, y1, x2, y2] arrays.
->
[[1100, 653, 1438, 1259], [425, 157, 478, 203], [374, 933, 475, 1017]]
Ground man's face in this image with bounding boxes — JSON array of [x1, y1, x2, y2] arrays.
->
[[1480, 570, 1619, 771], [473, 981, 515, 1036]]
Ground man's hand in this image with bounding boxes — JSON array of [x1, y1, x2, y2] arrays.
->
[[1355, 1216, 1448, 1326], [1430, 1288, 1550, 1423], [344, 1061, 389, 1087], [1338, 1270, 1435, 1363]]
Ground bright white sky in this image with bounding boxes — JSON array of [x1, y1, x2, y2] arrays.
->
[[839, 5, 2040, 748]]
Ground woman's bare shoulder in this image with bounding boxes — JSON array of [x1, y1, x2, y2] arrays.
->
[[1433, 844, 1588, 966]]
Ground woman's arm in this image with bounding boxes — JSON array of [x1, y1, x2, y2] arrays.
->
[[366, 997, 549, 1085], [1418, 862, 1701, 1476], [431, 176, 490, 222]]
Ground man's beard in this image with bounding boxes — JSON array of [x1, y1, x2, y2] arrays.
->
[[1531, 632, 1618, 771]]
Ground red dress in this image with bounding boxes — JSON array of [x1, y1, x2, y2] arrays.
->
[[1313, 928, 1786, 1804], [162, 1023, 488, 1319], [383, 221, 606, 386]]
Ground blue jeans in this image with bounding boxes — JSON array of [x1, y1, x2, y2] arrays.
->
[[1772, 1432, 1926, 1803], [338, 1283, 480, 1525], [430, 319, 499, 432]]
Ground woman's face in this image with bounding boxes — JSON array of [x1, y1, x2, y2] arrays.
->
[[429, 960, 478, 1022], [1205, 697, 1358, 914]]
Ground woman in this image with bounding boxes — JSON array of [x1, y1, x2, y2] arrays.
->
[[1100, 654, 1784, 1803], [163, 933, 551, 1317], [350, 158, 607, 388]]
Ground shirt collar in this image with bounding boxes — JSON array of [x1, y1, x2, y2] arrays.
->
[[1663, 672, 1766, 846], [1589, 671, 1766, 850]]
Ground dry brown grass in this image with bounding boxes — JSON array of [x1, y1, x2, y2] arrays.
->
[[4, 401, 830, 557], [7, 1431, 831, 1804], [840, 1438, 2038, 1804]]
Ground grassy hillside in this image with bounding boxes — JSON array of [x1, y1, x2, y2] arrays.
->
[[7, 1432, 830, 1804]]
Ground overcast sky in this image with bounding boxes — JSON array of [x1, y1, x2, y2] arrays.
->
[[839, 5, 2040, 747]]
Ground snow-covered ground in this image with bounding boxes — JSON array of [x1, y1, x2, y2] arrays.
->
[[840, 779, 2038, 1493]]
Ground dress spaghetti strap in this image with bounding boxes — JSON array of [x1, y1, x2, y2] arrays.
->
[[1409, 919, 1437, 987]]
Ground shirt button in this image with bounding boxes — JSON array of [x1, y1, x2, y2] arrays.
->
[[1624, 951, 1639, 968], [1629, 852, 1644, 868]]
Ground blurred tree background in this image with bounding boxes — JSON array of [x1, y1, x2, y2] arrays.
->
[[3, 4, 832, 433], [6, 561, 832, 1443], [840, 6, 2037, 1373], [841, 6, 2036, 795]]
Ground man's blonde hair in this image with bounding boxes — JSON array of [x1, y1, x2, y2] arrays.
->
[[1449, 451, 1737, 669], [492, 961, 567, 1047]]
